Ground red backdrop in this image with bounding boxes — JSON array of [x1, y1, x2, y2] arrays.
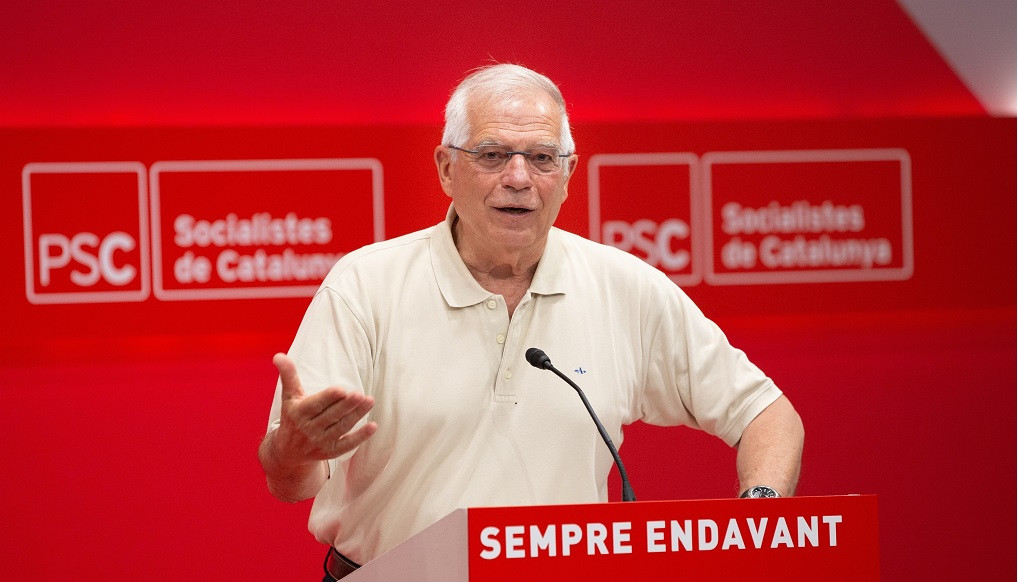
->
[[2, 1, 1015, 580]]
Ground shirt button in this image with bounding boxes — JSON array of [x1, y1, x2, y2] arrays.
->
[[496, 334, 506, 344], [503, 369, 512, 379], [486, 299, 497, 310]]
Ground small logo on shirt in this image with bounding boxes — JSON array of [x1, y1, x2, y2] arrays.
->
[[574, 367, 587, 375]]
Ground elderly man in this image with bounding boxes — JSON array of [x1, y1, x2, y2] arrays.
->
[[258, 64, 804, 581]]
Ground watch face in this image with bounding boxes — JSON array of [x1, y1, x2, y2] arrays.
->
[[748, 486, 779, 498]]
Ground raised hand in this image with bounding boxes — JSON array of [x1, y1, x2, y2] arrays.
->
[[258, 353, 378, 502], [273, 352, 378, 462]]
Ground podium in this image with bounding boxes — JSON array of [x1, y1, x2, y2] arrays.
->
[[346, 495, 879, 581]]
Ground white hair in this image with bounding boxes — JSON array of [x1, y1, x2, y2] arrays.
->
[[441, 64, 575, 154]]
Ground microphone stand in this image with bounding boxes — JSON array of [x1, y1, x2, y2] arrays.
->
[[526, 347, 637, 502]]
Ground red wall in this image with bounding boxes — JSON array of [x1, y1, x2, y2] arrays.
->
[[2, 1, 1015, 580]]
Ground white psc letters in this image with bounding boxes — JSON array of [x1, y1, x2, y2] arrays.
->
[[478, 515, 843, 560], [38, 231, 138, 287]]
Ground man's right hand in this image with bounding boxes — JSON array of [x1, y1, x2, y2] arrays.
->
[[273, 352, 378, 462], [258, 353, 378, 502]]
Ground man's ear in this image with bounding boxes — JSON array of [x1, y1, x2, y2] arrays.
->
[[561, 154, 580, 200], [565, 154, 579, 178], [435, 145, 454, 197]]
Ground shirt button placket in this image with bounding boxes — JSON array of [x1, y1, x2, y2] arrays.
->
[[487, 296, 515, 403]]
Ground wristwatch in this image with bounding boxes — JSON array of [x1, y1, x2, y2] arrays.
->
[[740, 485, 780, 499]]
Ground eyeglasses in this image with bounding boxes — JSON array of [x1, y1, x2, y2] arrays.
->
[[447, 145, 572, 174]]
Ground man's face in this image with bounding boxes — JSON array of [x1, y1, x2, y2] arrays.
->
[[435, 89, 577, 263]]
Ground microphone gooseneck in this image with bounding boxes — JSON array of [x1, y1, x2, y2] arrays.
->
[[525, 347, 637, 502]]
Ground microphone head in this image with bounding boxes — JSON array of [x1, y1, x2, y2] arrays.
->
[[525, 347, 552, 369]]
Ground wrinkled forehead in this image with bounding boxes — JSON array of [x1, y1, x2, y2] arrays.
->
[[465, 88, 564, 145]]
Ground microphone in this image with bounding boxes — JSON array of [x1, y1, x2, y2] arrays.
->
[[525, 347, 636, 502]]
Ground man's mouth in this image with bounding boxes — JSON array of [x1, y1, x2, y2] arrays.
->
[[496, 206, 532, 215]]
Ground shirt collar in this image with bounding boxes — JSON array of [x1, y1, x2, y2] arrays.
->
[[430, 205, 568, 308]]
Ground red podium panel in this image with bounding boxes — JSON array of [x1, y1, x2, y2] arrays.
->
[[347, 495, 879, 581]]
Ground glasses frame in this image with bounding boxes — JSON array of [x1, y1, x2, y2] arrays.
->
[[446, 145, 573, 174]]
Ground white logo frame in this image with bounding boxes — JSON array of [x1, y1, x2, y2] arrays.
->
[[588, 152, 702, 287], [149, 158, 385, 301], [702, 148, 914, 285], [22, 161, 151, 305]]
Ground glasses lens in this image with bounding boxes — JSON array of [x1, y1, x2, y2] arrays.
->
[[471, 147, 509, 170], [467, 146, 562, 173], [527, 149, 561, 173]]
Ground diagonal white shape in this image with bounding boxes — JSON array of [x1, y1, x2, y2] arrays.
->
[[897, 0, 1017, 116]]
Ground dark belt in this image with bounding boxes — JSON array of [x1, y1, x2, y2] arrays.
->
[[325, 547, 361, 580]]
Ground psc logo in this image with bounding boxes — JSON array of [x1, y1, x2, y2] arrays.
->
[[22, 162, 150, 304], [588, 153, 700, 286], [601, 218, 692, 272]]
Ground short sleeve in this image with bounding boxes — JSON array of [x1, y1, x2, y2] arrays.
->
[[638, 285, 782, 447]]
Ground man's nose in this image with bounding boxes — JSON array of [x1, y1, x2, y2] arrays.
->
[[501, 153, 534, 187]]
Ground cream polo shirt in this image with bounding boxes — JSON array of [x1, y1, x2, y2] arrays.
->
[[266, 208, 781, 563]]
